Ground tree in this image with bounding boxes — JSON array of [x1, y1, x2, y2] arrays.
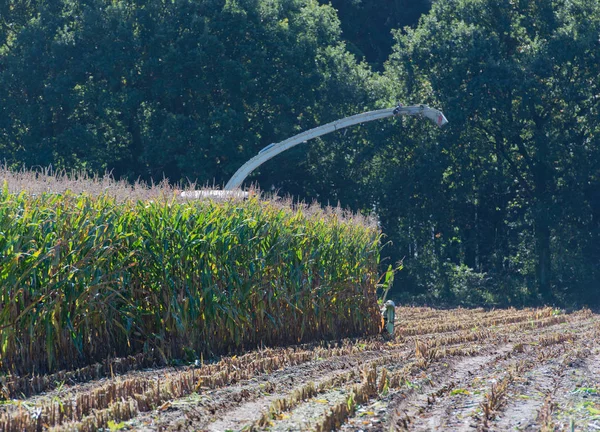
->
[[0, 0, 371, 186], [385, 0, 600, 301], [317, 0, 430, 67]]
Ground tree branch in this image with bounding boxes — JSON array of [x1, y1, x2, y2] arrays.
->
[[479, 123, 534, 197]]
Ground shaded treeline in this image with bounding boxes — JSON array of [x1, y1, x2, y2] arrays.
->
[[1, 0, 599, 305]]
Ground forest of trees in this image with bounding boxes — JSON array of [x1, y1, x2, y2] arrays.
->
[[1, 0, 599, 306]]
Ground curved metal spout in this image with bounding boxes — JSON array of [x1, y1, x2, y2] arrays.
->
[[225, 104, 447, 190]]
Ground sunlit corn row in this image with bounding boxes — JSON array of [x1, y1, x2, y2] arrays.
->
[[255, 370, 360, 428], [399, 307, 558, 330], [477, 341, 590, 430], [396, 306, 490, 323], [172, 344, 405, 431], [411, 311, 593, 362], [388, 332, 587, 429], [532, 344, 594, 431], [0, 353, 152, 400], [1, 339, 387, 431], [416, 310, 589, 349], [281, 341, 498, 432], [311, 343, 481, 432], [400, 306, 555, 328], [502, 314, 568, 334], [314, 366, 379, 432], [395, 306, 541, 324], [398, 308, 558, 336], [381, 312, 589, 429], [0, 189, 381, 376], [402, 310, 577, 362], [247, 350, 410, 431], [512, 322, 598, 354], [415, 329, 492, 348], [231, 333, 495, 431], [0, 337, 387, 401]]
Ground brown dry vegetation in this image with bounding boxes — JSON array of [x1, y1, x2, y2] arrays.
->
[[0, 166, 182, 202], [2, 306, 599, 431]]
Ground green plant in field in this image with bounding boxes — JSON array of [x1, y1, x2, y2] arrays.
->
[[0, 190, 382, 375], [377, 261, 403, 305], [106, 420, 128, 431]]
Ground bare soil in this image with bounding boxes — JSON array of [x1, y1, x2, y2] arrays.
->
[[2, 307, 599, 431]]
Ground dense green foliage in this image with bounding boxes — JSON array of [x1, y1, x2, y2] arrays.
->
[[317, 0, 431, 66], [0, 189, 381, 374], [1, 0, 599, 305], [0, 0, 367, 183], [381, 0, 600, 305]]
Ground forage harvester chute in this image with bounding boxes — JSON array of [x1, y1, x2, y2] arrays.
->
[[224, 104, 448, 191]]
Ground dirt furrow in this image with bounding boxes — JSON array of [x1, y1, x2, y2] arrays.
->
[[386, 345, 513, 431], [1, 341, 390, 431], [530, 348, 600, 431], [2, 307, 597, 432], [406, 349, 513, 431], [105, 348, 407, 431], [343, 316, 592, 432]]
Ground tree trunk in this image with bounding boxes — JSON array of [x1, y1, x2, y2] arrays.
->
[[535, 212, 552, 301], [533, 131, 552, 302], [463, 203, 477, 269]]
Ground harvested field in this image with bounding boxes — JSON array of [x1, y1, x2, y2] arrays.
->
[[2, 306, 600, 431]]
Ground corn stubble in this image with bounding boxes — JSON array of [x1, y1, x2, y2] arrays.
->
[[1, 342, 385, 431], [1, 306, 598, 431], [0, 187, 381, 376]]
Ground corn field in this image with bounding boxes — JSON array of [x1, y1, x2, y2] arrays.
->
[[2, 306, 599, 431], [0, 185, 381, 375], [3, 171, 596, 432]]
